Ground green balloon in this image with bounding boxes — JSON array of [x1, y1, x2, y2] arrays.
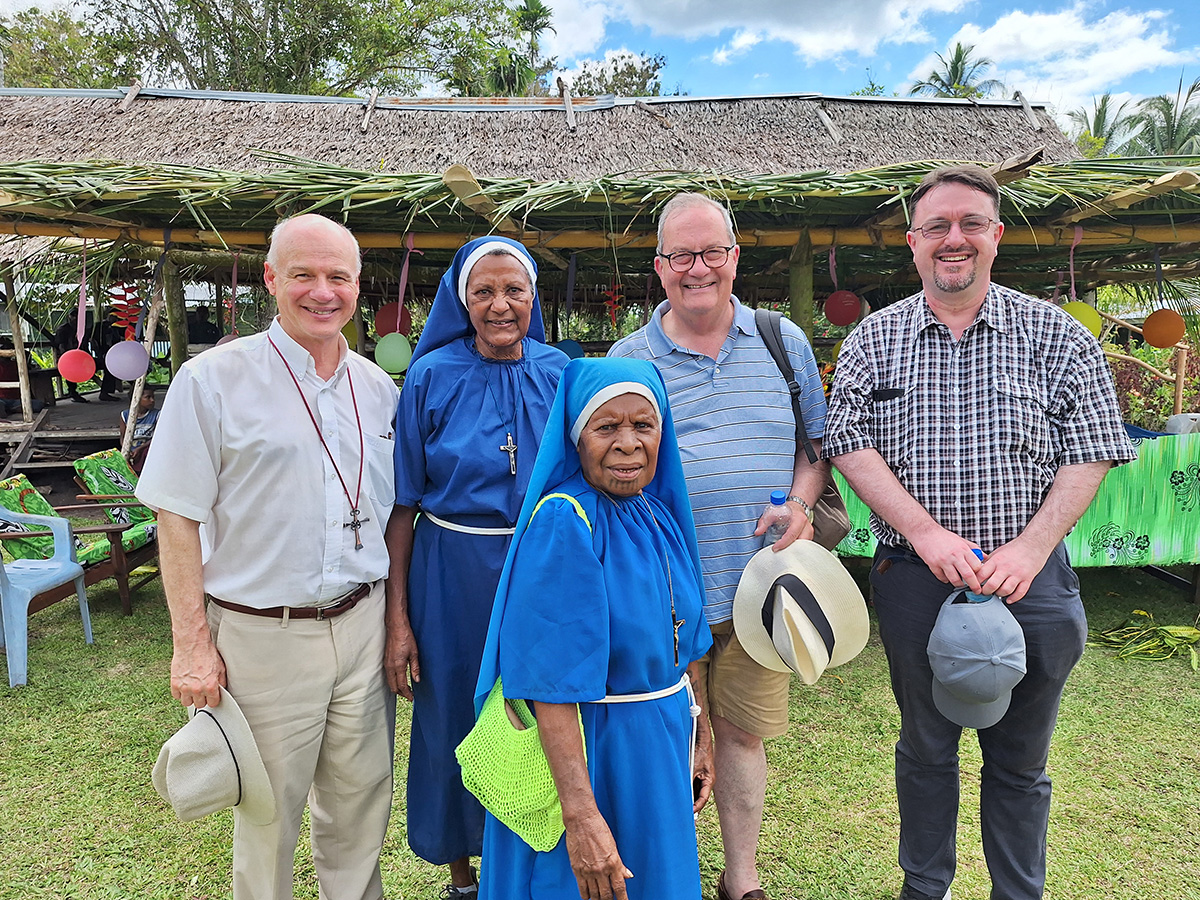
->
[[375, 333, 412, 374]]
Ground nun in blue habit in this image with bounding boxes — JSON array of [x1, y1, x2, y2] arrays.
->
[[474, 357, 713, 900], [388, 236, 568, 893]]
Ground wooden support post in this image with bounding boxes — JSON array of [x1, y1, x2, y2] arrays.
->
[[163, 253, 189, 375], [2, 267, 34, 423], [788, 228, 814, 342], [1174, 346, 1189, 416]]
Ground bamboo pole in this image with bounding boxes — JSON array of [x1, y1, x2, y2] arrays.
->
[[2, 266, 34, 423], [788, 229, 814, 341], [11, 218, 1200, 251], [1174, 347, 1189, 416], [122, 275, 167, 458]]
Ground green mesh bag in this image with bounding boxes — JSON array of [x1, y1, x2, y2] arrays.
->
[[455, 677, 583, 852]]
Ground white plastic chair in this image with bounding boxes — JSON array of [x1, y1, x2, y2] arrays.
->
[[0, 507, 92, 687]]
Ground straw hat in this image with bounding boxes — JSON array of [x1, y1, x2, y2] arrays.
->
[[733, 541, 869, 684], [152, 690, 275, 825]]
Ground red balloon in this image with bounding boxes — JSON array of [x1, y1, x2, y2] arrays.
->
[[374, 302, 412, 337], [59, 349, 97, 383], [824, 290, 862, 326]]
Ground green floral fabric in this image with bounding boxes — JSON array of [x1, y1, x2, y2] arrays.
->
[[73, 450, 154, 526], [834, 433, 1200, 567]]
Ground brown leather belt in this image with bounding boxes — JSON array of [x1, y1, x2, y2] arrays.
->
[[209, 583, 372, 621]]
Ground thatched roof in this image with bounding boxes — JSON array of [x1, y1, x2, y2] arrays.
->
[[0, 88, 1077, 178], [1, 87, 1198, 332]]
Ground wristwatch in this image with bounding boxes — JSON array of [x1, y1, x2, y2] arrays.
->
[[787, 495, 815, 524]]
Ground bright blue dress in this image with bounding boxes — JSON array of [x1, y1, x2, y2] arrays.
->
[[480, 472, 711, 899], [395, 336, 567, 864]]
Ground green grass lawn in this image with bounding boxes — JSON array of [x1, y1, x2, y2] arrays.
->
[[1, 566, 1198, 900]]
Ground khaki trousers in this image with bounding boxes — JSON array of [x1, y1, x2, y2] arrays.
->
[[207, 582, 395, 900]]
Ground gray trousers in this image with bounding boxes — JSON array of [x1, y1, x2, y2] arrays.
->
[[870, 543, 1086, 900]]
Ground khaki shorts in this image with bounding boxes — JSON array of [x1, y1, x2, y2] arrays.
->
[[695, 620, 791, 739]]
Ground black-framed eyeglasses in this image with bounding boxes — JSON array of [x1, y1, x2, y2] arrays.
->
[[909, 215, 997, 240], [656, 245, 735, 272]]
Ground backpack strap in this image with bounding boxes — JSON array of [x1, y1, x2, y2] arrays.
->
[[754, 307, 818, 464]]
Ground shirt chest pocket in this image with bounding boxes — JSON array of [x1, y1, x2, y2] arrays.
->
[[871, 388, 915, 473], [991, 373, 1052, 461], [364, 433, 396, 506]]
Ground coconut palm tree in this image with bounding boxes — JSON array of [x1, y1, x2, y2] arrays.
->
[[1068, 93, 1140, 157], [909, 42, 1004, 99], [515, 0, 555, 73], [1129, 75, 1200, 156]]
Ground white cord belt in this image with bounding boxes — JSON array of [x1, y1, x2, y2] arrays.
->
[[422, 510, 516, 536], [591, 674, 701, 780]]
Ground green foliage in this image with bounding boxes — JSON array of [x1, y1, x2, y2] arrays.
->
[[85, 0, 516, 95], [848, 69, 886, 97], [1128, 75, 1200, 156], [567, 51, 672, 97], [1105, 337, 1199, 431], [908, 42, 1005, 99], [0, 6, 137, 88], [1067, 93, 1139, 158]]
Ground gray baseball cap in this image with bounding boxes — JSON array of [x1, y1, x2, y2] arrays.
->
[[927, 590, 1027, 729]]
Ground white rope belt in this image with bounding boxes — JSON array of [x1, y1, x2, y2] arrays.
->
[[422, 510, 516, 536], [592, 674, 701, 784]]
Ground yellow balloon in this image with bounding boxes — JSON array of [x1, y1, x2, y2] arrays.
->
[[832, 339, 844, 363], [341, 321, 359, 350], [1061, 301, 1102, 338]]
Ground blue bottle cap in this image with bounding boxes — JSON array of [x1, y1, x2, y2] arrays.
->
[[770, 490, 787, 505]]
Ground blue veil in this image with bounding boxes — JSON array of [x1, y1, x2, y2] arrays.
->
[[410, 236, 547, 367], [473, 356, 703, 714]]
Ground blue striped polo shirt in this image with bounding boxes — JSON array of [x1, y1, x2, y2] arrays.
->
[[609, 297, 827, 624]]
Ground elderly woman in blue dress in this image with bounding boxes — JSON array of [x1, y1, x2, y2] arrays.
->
[[386, 237, 568, 896], [475, 357, 714, 900]]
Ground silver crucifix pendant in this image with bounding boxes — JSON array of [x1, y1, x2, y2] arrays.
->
[[500, 431, 517, 475]]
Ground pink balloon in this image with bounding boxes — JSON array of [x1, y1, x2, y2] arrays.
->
[[216, 334, 238, 346], [104, 341, 150, 380], [59, 349, 97, 383]]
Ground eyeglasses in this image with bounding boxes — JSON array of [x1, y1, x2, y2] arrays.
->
[[656, 245, 735, 272], [909, 215, 997, 240]]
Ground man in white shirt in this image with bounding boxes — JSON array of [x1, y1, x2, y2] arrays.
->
[[137, 214, 401, 900]]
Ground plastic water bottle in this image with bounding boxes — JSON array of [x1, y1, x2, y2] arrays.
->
[[762, 490, 791, 547]]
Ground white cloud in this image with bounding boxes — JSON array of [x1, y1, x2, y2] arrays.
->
[[541, 0, 613, 62], [613, 0, 960, 59], [903, 4, 1200, 120], [711, 30, 762, 66]]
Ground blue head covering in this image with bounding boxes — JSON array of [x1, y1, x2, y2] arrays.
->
[[410, 236, 546, 366], [474, 356, 703, 714]]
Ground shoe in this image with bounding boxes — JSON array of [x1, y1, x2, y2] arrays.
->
[[98, 394, 119, 401], [68, 394, 90, 403], [717, 869, 767, 900], [898, 883, 950, 900], [440, 866, 479, 899]]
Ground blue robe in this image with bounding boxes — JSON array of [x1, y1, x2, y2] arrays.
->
[[480, 472, 711, 899], [395, 335, 567, 863]]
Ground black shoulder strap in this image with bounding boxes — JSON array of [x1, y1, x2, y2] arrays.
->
[[754, 307, 817, 464]]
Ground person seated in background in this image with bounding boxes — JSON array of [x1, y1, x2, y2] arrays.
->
[[119, 385, 159, 473], [188, 305, 222, 343]]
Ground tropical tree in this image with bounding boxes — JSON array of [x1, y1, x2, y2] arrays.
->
[[1128, 75, 1200, 156], [908, 42, 1004, 99], [0, 7, 137, 88], [568, 52, 672, 97], [1068, 93, 1140, 158], [84, 0, 516, 95], [515, 0, 555, 73]]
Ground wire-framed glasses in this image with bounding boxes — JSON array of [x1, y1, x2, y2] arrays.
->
[[657, 245, 735, 272], [910, 215, 997, 239]]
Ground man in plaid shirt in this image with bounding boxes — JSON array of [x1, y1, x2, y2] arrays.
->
[[824, 165, 1135, 900]]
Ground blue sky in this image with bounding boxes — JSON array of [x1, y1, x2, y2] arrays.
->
[[547, 0, 1200, 125], [2, 0, 1198, 129]]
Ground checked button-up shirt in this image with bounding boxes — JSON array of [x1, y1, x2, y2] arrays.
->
[[823, 282, 1136, 553]]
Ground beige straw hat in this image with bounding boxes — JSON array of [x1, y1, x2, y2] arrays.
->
[[152, 689, 275, 825], [733, 541, 869, 684]]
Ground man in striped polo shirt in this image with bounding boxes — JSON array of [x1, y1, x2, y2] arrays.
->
[[610, 193, 830, 900]]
